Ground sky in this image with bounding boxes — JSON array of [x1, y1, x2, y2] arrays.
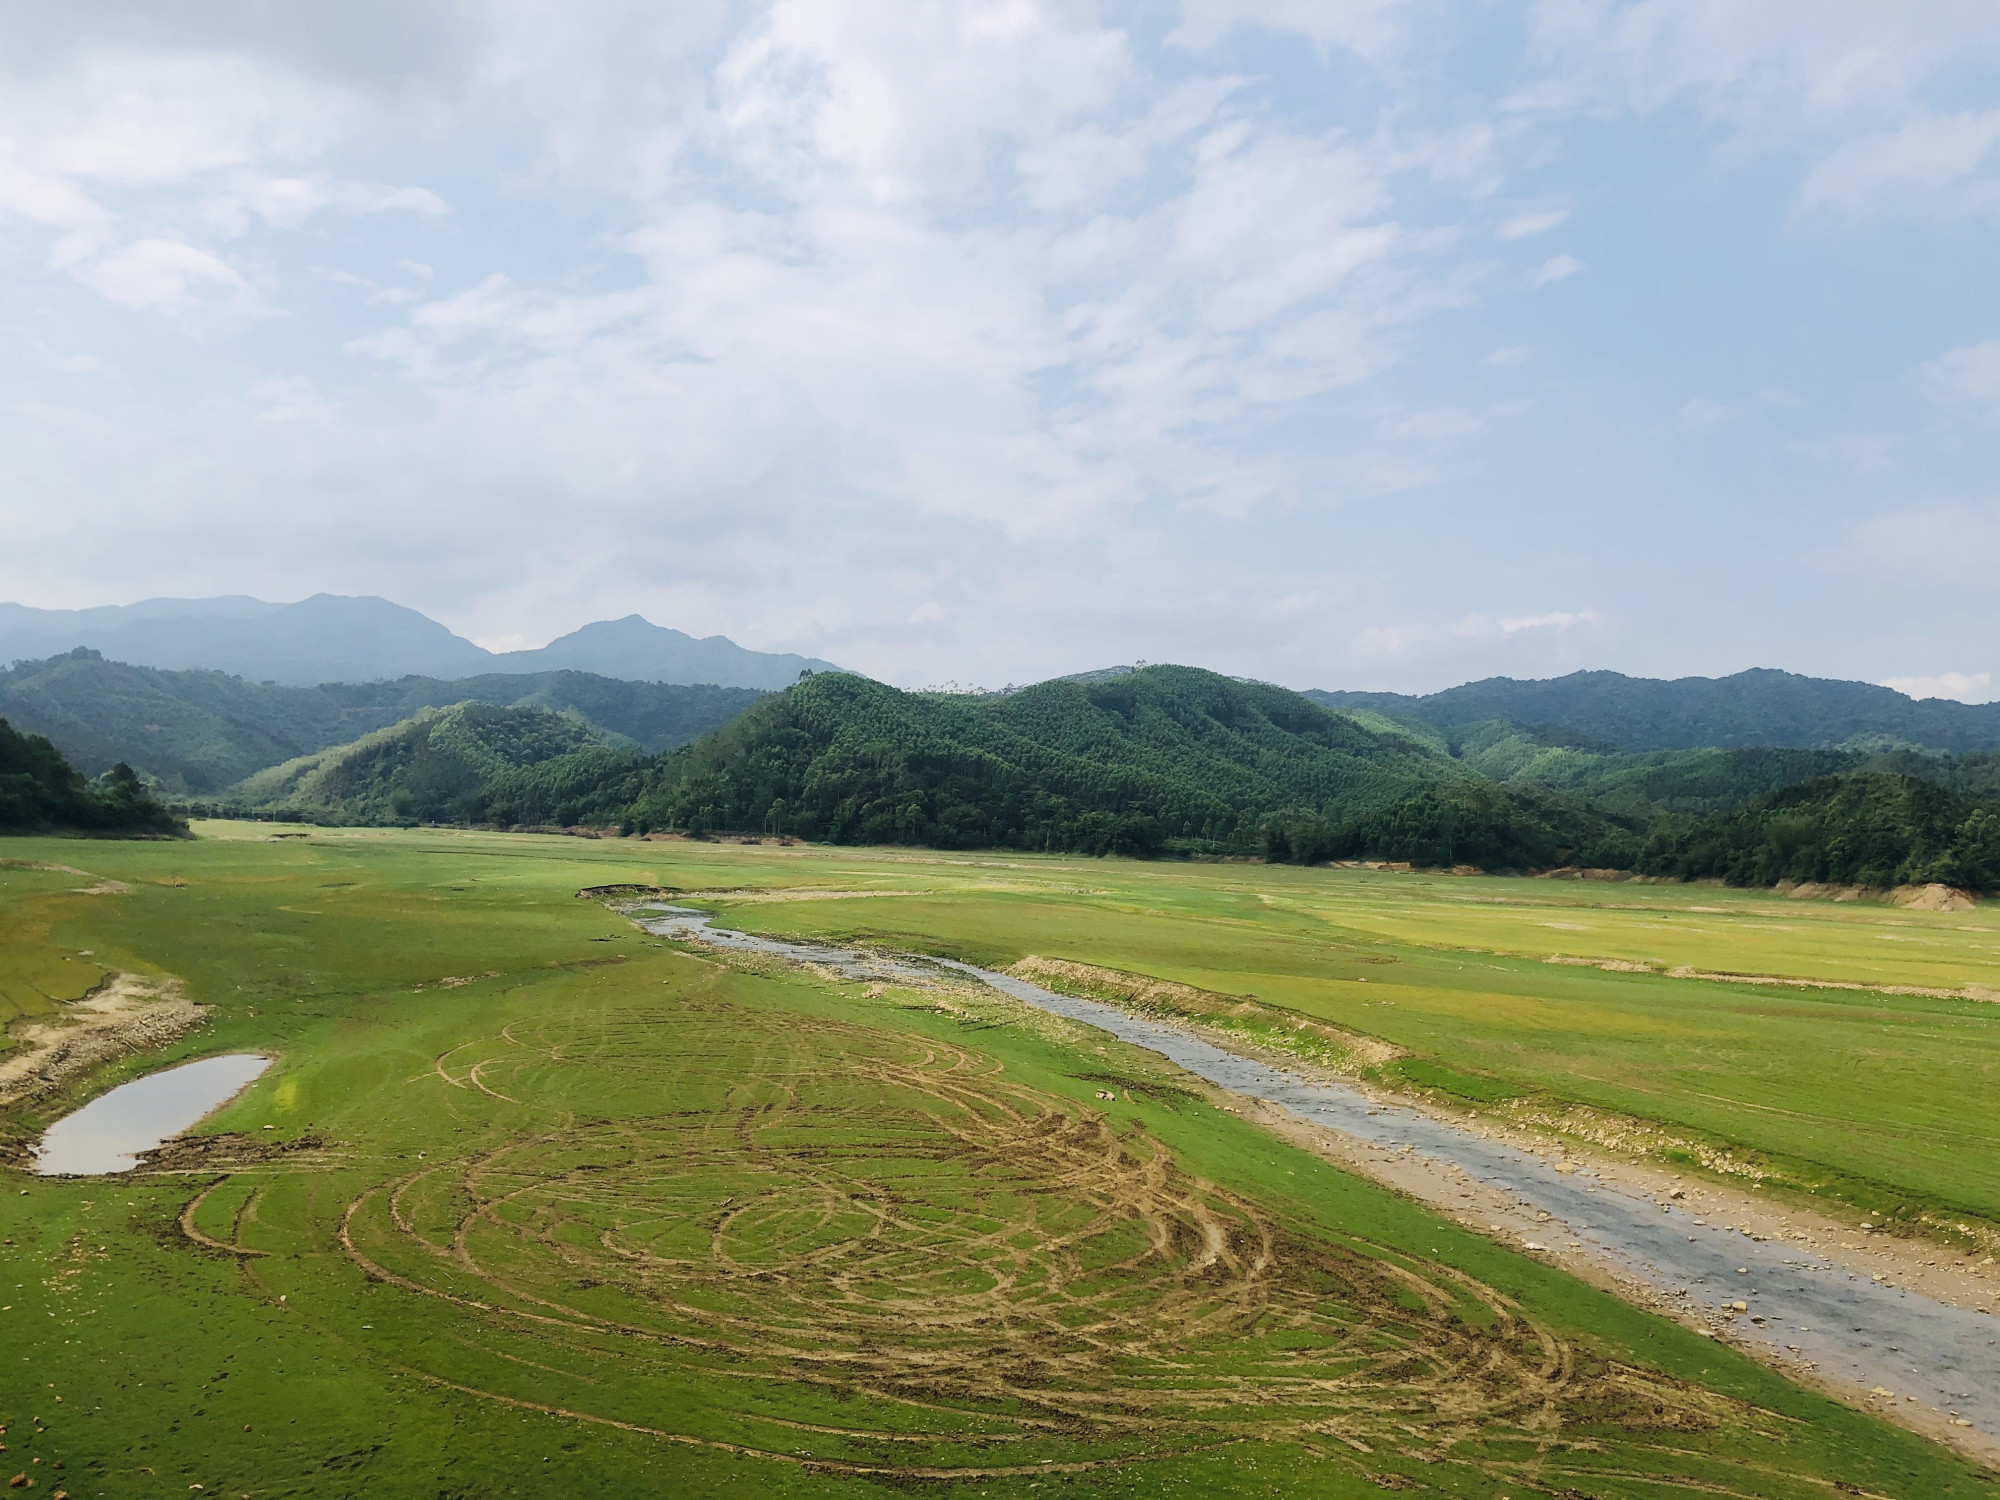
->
[[3, 2, 1999, 699]]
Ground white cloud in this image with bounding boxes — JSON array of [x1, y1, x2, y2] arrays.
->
[[33, 341, 111, 376], [1498, 207, 1568, 239], [1677, 388, 1799, 429], [1528, 252, 1582, 286], [248, 375, 340, 424], [0, 44, 441, 314], [1355, 606, 1603, 662], [1880, 671, 1995, 703], [1523, 1, 2000, 121], [1169, 0, 1413, 60], [1500, 608, 1601, 632], [1799, 108, 2000, 215], [1833, 502, 2000, 586], [1522, 2, 2000, 218], [1920, 341, 2000, 420], [70, 237, 250, 315], [1793, 432, 1892, 472]]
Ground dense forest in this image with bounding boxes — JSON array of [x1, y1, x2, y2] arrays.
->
[[618, 668, 1438, 853], [608, 668, 1637, 863], [0, 717, 182, 835], [1312, 667, 2000, 753], [1634, 773, 2000, 891], [127, 664, 2000, 892]]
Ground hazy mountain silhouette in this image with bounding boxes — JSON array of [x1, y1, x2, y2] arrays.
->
[[0, 595, 838, 689]]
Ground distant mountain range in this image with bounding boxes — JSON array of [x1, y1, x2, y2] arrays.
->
[[0, 595, 840, 690], [1307, 668, 2000, 754], [0, 650, 766, 792]]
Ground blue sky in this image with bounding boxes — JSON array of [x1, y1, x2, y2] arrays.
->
[[3, 1, 1999, 698]]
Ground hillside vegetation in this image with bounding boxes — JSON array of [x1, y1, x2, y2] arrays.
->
[[616, 666, 1638, 863], [229, 702, 626, 824], [0, 717, 182, 835], [0, 648, 765, 790], [1312, 667, 2000, 753], [1637, 772, 2000, 890], [169, 666, 2000, 891]]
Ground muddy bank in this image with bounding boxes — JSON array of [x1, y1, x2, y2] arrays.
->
[[0, 973, 205, 1108], [33, 1052, 271, 1175]]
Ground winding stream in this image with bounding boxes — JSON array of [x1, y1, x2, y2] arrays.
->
[[636, 904, 2000, 1441]]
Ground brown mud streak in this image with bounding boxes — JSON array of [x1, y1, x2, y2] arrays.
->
[[179, 1180, 266, 1258]]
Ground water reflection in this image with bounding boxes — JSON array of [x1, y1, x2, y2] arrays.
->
[[34, 1053, 271, 1175]]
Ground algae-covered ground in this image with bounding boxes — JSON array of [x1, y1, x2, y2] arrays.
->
[[1, 825, 1995, 1498]]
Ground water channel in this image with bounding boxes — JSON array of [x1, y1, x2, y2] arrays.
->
[[635, 903, 2000, 1440], [33, 1053, 271, 1176]]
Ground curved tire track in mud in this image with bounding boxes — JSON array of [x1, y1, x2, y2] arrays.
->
[[337, 1003, 1752, 1484]]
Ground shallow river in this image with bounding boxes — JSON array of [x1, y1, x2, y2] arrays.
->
[[637, 904, 1999, 1439], [34, 1053, 271, 1175]]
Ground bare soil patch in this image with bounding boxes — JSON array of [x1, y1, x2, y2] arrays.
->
[[0, 973, 205, 1108]]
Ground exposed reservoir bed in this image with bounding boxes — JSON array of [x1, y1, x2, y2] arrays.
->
[[635, 903, 2000, 1455], [34, 1052, 271, 1175]]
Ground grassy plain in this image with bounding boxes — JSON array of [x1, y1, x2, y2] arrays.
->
[[0, 825, 1993, 1497], [685, 851, 2000, 1232]]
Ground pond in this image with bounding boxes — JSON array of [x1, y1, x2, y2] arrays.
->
[[33, 1053, 272, 1175]]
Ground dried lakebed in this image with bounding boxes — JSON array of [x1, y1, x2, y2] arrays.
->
[[33, 1051, 271, 1175], [636, 903, 2000, 1455]]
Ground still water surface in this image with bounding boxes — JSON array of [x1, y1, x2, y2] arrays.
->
[[34, 1053, 271, 1175]]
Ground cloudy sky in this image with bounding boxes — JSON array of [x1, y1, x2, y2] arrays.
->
[[4, 2, 1999, 697]]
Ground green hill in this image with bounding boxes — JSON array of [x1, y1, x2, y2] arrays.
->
[[0, 717, 182, 835], [612, 666, 1640, 865], [1309, 667, 2000, 753], [0, 649, 767, 791], [230, 702, 624, 825], [177, 667, 2000, 889]]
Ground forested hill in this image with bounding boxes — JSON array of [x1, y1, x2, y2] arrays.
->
[[1639, 773, 2000, 892], [609, 667, 1636, 864], [0, 718, 182, 835], [0, 649, 767, 792], [1309, 669, 2000, 754], [227, 703, 634, 826], [165, 664, 2000, 889]]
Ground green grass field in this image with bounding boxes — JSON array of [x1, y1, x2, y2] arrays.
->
[[1, 826, 1995, 1497]]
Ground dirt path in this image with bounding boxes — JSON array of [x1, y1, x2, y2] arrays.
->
[[1239, 1094, 2000, 1466], [960, 962, 2000, 1470], [630, 904, 2000, 1470]]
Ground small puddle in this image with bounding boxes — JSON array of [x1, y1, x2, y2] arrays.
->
[[33, 1053, 272, 1175], [635, 905, 2000, 1441]]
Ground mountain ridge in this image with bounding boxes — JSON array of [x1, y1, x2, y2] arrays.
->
[[1308, 668, 2000, 754], [0, 594, 841, 689]]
